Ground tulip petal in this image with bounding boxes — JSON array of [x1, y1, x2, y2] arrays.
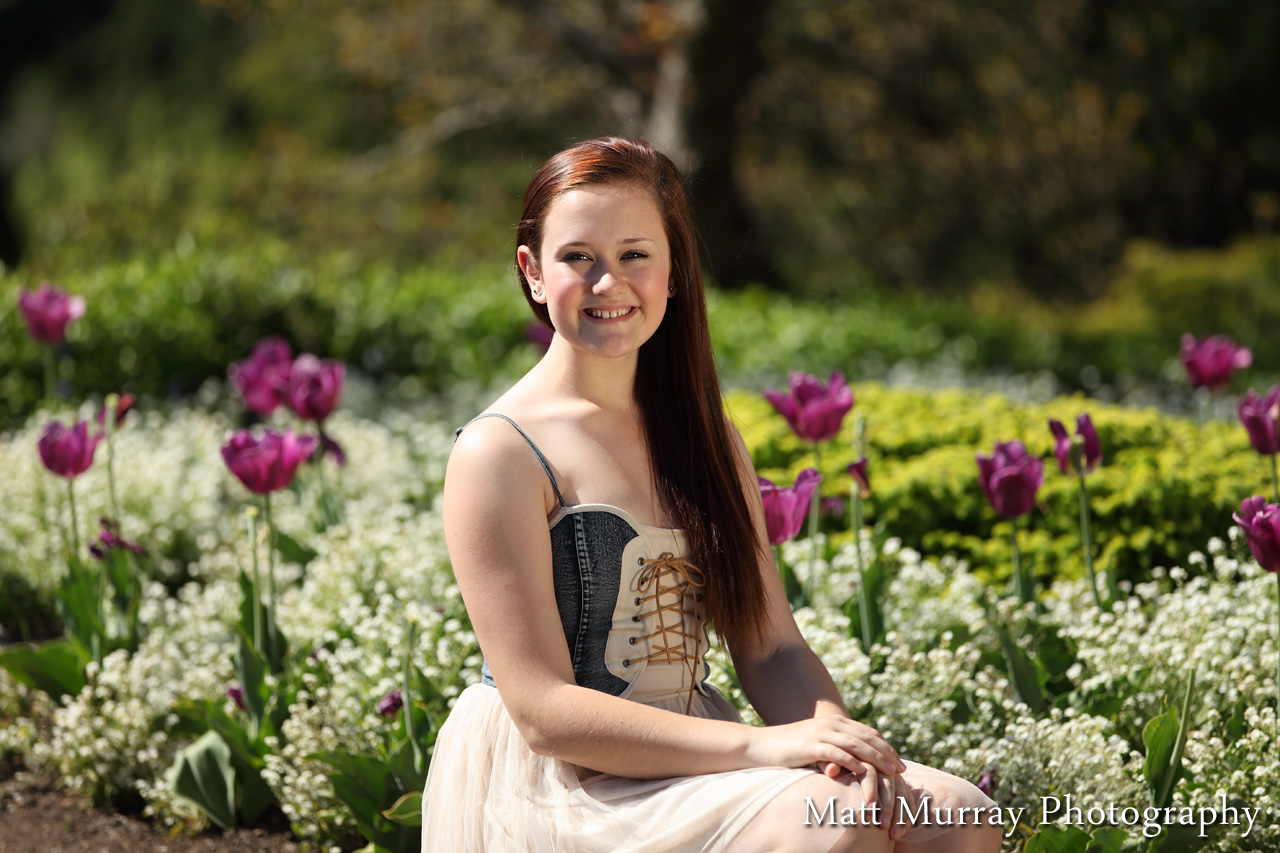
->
[[1076, 413, 1102, 472], [1048, 419, 1070, 475]]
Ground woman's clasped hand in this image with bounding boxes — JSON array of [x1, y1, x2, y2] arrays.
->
[[745, 715, 921, 837]]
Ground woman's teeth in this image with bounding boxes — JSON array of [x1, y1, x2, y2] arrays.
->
[[585, 307, 632, 319]]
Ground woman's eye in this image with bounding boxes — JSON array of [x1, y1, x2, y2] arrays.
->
[[622, 251, 649, 260], [563, 252, 591, 262]]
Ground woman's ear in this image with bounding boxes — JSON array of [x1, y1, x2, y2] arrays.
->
[[517, 245, 545, 302]]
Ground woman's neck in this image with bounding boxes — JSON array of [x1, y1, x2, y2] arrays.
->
[[534, 338, 640, 414]]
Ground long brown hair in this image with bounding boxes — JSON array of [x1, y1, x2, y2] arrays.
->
[[516, 137, 769, 654]]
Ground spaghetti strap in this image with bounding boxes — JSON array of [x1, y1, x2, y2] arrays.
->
[[455, 413, 567, 507]]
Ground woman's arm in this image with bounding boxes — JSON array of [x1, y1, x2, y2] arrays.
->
[[444, 418, 907, 782], [721, 424, 850, 726], [723, 421, 917, 835]]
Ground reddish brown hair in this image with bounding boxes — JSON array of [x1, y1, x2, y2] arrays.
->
[[516, 137, 769, 653]]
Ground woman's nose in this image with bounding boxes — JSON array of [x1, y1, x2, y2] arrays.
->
[[592, 264, 623, 293]]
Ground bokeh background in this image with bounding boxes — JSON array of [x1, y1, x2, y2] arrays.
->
[[2, 0, 1279, 413]]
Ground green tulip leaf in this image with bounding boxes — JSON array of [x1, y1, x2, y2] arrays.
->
[[389, 734, 428, 793], [205, 707, 276, 823], [382, 791, 423, 827], [1142, 668, 1196, 810], [0, 639, 88, 701], [166, 730, 237, 829], [1025, 825, 1093, 853], [54, 554, 104, 652], [1086, 826, 1130, 853], [1225, 697, 1247, 744], [233, 629, 268, 725], [778, 559, 806, 609], [1146, 820, 1219, 853], [270, 527, 318, 567], [995, 623, 1047, 711], [330, 773, 396, 847]]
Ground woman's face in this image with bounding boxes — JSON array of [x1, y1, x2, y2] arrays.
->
[[518, 182, 672, 363]]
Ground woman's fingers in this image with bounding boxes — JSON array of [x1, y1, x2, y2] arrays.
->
[[825, 724, 904, 775], [888, 772, 917, 840], [842, 720, 906, 774], [859, 764, 880, 819]]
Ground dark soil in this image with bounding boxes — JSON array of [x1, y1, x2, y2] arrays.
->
[[0, 758, 303, 853]]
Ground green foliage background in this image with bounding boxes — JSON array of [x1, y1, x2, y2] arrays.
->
[[4, 233, 1280, 425], [734, 386, 1269, 589]]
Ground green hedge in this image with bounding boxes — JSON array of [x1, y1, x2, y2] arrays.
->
[[0, 241, 540, 425], [4, 234, 1279, 427], [731, 385, 1268, 588]]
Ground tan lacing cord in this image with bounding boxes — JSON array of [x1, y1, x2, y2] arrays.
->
[[625, 552, 706, 713]]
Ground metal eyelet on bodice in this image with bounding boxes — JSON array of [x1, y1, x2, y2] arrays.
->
[[628, 552, 707, 712]]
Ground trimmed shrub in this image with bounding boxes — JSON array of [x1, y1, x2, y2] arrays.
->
[[732, 384, 1267, 587]]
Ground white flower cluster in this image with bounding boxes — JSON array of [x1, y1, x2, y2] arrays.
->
[[30, 579, 239, 809]]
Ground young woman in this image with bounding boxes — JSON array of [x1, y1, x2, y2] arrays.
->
[[422, 137, 1001, 853]]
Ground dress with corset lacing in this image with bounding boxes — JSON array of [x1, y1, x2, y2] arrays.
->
[[421, 414, 996, 852]]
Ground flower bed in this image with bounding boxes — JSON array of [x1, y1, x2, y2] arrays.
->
[[1, 381, 1278, 852]]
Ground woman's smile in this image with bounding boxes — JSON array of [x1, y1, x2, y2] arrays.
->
[[583, 306, 637, 320]]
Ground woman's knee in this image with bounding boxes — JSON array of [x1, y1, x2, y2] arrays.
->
[[780, 773, 895, 853]]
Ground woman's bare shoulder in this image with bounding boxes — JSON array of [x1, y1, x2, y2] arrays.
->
[[446, 396, 563, 522]]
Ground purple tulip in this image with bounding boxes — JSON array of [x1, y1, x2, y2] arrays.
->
[[286, 354, 345, 423], [220, 428, 319, 494], [1238, 386, 1280, 457], [848, 457, 871, 499], [764, 372, 854, 443], [976, 769, 997, 798], [820, 496, 846, 518], [526, 321, 554, 351], [227, 685, 248, 713], [229, 337, 293, 416], [976, 440, 1044, 519], [1048, 414, 1102, 475], [38, 420, 103, 480], [88, 517, 147, 560], [1233, 496, 1280, 574], [377, 689, 404, 718], [1180, 333, 1252, 389], [758, 468, 823, 545], [17, 283, 85, 344]]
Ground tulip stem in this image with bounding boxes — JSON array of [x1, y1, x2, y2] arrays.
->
[[246, 508, 263, 654], [852, 489, 873, 653], [403, 619, 423, 776], [1270, 454, 1279, 506], [1076, 469, 1104, 610], [315, 441, 332, 522], [42, 346, 56, 403], [66, 479, 80, 554], [104, 404, 120, 522], [807, 443, 822, 604], [1010, 519, 1031, 604], [263, 492, 278, 662]]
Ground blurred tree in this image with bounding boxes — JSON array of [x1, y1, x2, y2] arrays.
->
[[198, 0, 780, 284], [741, 0, 1280, 297], [0, 0, 115, 268], [7, 0, 1279, 299]]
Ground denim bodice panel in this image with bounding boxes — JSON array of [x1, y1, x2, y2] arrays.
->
[[459, 413, 709, 703], [479, 504, 710, 702]]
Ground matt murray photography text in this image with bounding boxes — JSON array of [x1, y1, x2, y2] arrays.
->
[[804, 793, 1266, 840]]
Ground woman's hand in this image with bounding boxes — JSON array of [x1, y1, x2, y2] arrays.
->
[[744, 716, 906, 779], [830, 762, 919, 841], [746, 716, 920, 841]]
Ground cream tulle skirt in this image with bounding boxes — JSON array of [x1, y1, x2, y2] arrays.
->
[[421, 684, 996, 852]]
